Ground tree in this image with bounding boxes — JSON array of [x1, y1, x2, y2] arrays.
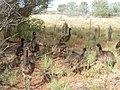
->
[[66, 2, 78, 16], [92, 0, 111, 17], [110, 2, 120, 16], [0, 0, 52, 39], [57, 4, 67, 14], [79, 2, 89, 16]]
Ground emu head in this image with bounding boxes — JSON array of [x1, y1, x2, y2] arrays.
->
[[83, 48, 86, 52], [21, 38, 25, 42], [96, 43, 101, 48], [69, 28, 72, 30], [96, 43, 102, 52], [32, 31, 36, 36]]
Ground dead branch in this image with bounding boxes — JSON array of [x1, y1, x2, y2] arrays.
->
[[0, 33, 18, 46], [0, 44, 16, 55]]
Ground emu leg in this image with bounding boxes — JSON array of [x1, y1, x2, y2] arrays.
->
[[28, 76, 32, 90], [24, 77, 27, 90], [23, 73, 27, 90]]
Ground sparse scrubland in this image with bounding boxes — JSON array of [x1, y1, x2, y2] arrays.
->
[[0, 14, 120, 90]]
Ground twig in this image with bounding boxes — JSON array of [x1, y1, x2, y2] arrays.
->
[[0, 44, 16, 55], [0, 33, 18, 46]]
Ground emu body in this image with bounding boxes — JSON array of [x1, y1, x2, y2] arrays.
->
[[116, 41, 120, 55], [59, 28, 71, 43], [65, 48, 87, 73], [21, 46, 35, 90], [30, 32, 39, 55], [96, 44, 116, 67], [16, 38, 25, 57]]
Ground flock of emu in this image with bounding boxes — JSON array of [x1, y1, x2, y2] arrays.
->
[[15, 27, 120, 90]]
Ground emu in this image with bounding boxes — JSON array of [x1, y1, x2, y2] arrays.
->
[[30, 31, 39, 55], [59, 28, 71, 43], [65, 48, 87, 73], [16, 38, 25, 57], [116, 41, 120, 55], [96, 43, 116, 67], [52, 42, 68, 58], [21, 45, 35, 90]]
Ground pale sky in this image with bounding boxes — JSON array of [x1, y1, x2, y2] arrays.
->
[[48, 0, 120, 10]]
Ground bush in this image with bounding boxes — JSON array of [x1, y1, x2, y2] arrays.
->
[[17, 17, 44, 40]]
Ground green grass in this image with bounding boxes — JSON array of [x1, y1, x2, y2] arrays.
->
[[88, 79, 105, 90], [48, 78, 71, 90], [41, 55, 54, 71], [51, 66, 71, 77], [0, 70, 19, 86]]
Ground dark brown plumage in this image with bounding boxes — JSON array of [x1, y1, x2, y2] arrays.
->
[[116, 41, 120, 55], [16, 38, 25, 57], [52, 42, 68, 58], [96, 43, 116, 67], [65, 48, 87, 73], [68, 48, 86, 64], [59, 28, 71, 43], [116, 41, 120, 49], [21, 45, 36, 90], [30, 32, 39, 54]]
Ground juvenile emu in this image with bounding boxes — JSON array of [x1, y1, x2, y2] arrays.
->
[[30, 32, 39, 55], [96, 43, 116, 67], [59, 28, 71, 43], [52, 42, 68, 58], [65, 48, 87, 73], [21, 45, 35, 90], [16, 38, 25, 57], [116, 41, 120, 55]]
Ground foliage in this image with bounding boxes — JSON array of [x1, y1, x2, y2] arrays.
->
[[41, 55, 53, 71], [92, 0, 112, 17], [0, 0, 53, 39], [17, 17, 44, 39], [67, 2, 78, 16], [57, 2, 79, 16], [0, 70, 19, 86], [110, 2, 120, 16], [48, 79, 71, 90], [56, 0, 120, 17], [79, 2, 89, 15], [57, 4, 67, 14]]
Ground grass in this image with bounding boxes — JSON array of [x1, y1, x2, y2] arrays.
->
[[88, 79, 105, 90], [48, 78, 71, 90], [0, 70, 19, 86], [0, 14, 120, 89], [41, 55, 54, 71], [51, 66, 71, 77]]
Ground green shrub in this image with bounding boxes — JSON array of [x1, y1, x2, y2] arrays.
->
[[17, 17, 44, 40], [72, 28, 83, 37]]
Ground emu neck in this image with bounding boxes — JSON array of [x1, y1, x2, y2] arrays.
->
[[98, 46, 103, 54], [69, 30, 71, 36], [81, 50, 86, 56], [32, 35, 36, 40], [23, 49, 29, 65], [21, 40, 24, 47]]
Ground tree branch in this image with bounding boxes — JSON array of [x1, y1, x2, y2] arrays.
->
[[0, 33, 18, 46]]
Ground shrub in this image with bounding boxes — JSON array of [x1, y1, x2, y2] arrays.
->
[[17, 17, 44, 40]]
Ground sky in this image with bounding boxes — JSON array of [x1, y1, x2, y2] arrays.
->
[[48, 0, 120, 10]]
